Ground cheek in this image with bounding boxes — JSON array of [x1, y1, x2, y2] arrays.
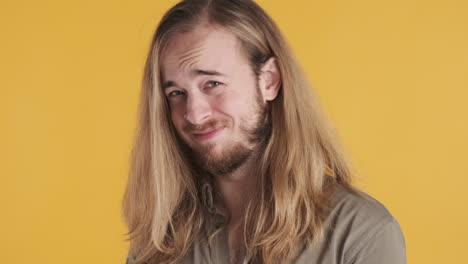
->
[[170, 106, 185, 133], [215, 94, 252, 124], [213, 95, 237, 118]]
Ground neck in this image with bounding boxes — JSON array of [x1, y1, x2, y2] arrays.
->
[[213, 153, 259, 226]]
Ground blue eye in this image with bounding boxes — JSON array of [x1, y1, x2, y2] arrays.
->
[[206, 81, 222, 88], [168, 90, 185, 97]]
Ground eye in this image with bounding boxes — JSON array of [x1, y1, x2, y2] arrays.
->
[[167, 90, 185, 98], [206, 81, 222, 88]]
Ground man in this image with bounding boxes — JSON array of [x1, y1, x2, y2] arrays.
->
[[122, 0, 406, 263]]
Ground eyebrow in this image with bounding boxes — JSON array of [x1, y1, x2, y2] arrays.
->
[[162, 69, 227, 90]]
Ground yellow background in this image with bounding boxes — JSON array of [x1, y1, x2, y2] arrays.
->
[[2, 0, 467, 263]]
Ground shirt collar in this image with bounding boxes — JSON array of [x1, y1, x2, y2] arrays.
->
[[200, 180, 228, 226]]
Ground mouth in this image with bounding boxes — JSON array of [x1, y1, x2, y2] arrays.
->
[[192, 127, 225, 141]]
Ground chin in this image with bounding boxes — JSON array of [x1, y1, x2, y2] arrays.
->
[[203, 143, 224, 156]]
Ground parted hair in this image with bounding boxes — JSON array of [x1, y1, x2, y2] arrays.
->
[[122, 0, 361, 263]]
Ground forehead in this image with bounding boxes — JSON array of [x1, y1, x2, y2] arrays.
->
[[159, 25, 249, 81]]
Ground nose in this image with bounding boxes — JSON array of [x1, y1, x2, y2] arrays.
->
[[184, 91, 212, 125]]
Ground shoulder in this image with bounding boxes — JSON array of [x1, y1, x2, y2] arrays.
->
[[329, 184, 395, 230], [322, 184, 407, 263], [125, 255, 133, 264]]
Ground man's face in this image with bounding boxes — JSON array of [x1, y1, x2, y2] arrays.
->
[[160, 24, 270, 175]]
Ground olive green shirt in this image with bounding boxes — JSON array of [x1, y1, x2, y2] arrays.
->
[[127, 184, 406, 263]]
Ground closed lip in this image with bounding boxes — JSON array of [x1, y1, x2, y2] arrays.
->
[[192, 127, 223, 135], [192, 127, 224, 140]]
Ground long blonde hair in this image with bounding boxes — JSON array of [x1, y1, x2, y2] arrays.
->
[[122, 0, 361, 263]]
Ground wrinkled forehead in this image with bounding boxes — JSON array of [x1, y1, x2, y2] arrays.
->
[[159, 25, 249, 81]]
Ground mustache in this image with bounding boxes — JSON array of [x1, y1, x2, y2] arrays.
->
[[183, 119, 229, 133]]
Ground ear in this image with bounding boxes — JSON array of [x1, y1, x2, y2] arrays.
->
[[258, 56, 281, 102]]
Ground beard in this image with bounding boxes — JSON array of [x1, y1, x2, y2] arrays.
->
[[181, 85, 272, 176]]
